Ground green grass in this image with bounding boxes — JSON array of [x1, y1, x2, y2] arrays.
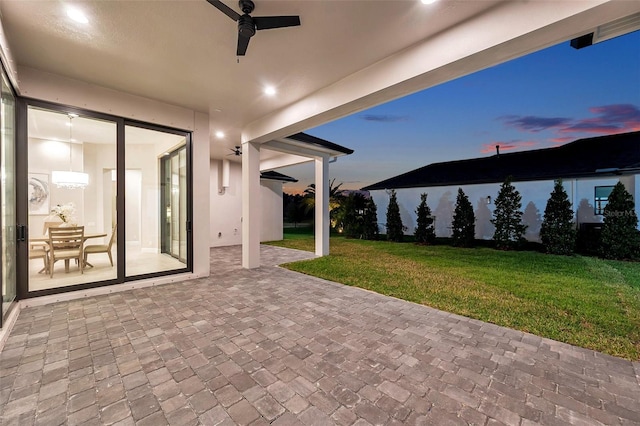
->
[[267, 234, 640, 360]]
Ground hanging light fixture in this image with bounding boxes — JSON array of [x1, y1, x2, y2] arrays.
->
[[52, 113, 89, 189]]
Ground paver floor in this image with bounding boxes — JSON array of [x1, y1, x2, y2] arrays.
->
[[1, 245, 639, 425]]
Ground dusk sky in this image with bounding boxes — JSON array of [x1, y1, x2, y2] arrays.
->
[[280, 30, 640, 194]]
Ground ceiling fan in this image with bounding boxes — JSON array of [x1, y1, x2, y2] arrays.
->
[[206, 0, 301, 56], [228, 146, 242, 156]]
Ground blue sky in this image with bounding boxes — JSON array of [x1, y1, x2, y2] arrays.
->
[[280, 31, 640, 194]]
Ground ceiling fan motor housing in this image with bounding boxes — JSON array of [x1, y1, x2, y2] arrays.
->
[[238, 15, 256, 38]]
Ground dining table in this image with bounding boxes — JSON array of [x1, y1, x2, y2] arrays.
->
[[29, 232, 108, 272]]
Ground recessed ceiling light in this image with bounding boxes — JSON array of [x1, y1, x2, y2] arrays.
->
[[264, 86, 276, 96], [421, 0, 438, 4], [215, 131, 225, 139], [67, 6, 89, 24]]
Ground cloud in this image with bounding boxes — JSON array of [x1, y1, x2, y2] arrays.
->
[[500, 115, 571, 132], [549, 136, 574, 145], [359, 114, 410, 123], [480, 140, 538, 154], [498, 104, 640, 148], [559, 104, 640, 135]]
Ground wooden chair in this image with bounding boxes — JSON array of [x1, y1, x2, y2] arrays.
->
[[84, 224, 116, 267], [29, 245, 49, 274], [48, 226, 85, 277]]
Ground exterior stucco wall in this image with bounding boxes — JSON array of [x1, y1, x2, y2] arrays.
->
[[260, 181, 284, 243], [370, 175, 639, 242], [210, 160, 243, 247], [209, 159, 285, 247]]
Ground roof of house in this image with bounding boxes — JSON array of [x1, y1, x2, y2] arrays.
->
[[363, 131, 640, 191], [288, 133, 355, 155], [260, 171, 298, 183]]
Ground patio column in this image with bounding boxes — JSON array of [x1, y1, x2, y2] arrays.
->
[[242, 141, 261, 268], [315, 155, 330, 256]]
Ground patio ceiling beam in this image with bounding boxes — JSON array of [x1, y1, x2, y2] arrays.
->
[[260, 153, 310, 172], [241, 0, 639, 144], [261, 140, 332, 159]]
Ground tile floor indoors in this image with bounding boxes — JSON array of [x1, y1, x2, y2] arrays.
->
[[0, 245, 639, 425]]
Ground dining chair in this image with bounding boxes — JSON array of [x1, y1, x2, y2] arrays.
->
[[84, 224, 116, 267], [29, 245, 49, 274], [48, 226, 85, 277]]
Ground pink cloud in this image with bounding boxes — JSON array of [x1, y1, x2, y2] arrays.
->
[[548, 136, 574, 146], [480, 140, 538, 154], [497, 104, 640, 148], [559, 104, 640, 135]]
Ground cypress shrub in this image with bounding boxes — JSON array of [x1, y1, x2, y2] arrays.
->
[[386, 190, 405, 242], [414, 193, 436, 244], [540, 179, 576, 255], [362, 197, 379, 240], [491, 176, 527, 250], [600, 182, 640, 260], [452, 188, 475, 247]]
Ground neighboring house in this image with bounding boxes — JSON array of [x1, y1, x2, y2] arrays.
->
[[363, 132, 640, 242]]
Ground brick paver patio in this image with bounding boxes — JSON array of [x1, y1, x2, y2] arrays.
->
[[1, 245, 639, 425]]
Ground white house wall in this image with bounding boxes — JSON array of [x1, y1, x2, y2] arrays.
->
[[260, 181, 284, 243], [371, 175, 639, 242], [209, 159, 285, 247], [210, 159, 243, 247]]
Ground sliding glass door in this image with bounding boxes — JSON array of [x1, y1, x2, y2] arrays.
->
[[1, 70, 16, 324], [160, 146, 187, 263], [18, 101, 191, 297], [125, 125, 189, 277], [26, 106, 118, 292]]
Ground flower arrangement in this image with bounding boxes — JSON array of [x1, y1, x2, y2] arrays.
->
[[51, 202, 77, 224]]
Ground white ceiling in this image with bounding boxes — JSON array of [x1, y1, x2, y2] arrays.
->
[[2, 0, 638, 161], [0, 0, 502, 157]]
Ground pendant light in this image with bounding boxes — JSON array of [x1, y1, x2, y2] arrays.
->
[[52, 113, 89, 189]]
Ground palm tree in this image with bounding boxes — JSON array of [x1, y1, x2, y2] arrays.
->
[[303, 178, 345, 227]]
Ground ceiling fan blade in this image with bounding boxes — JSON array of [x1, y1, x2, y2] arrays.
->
[[237, 33, 250, 56], [206, 0, 240, 21], [254, 16, 300, 30]]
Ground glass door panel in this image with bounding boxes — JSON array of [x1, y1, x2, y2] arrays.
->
[[125, 125, 187, 277], [1, 72, 16, 321], [27, 107, 117, 292]]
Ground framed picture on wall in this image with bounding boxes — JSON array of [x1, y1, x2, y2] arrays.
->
[[28, 173, 50, 215]]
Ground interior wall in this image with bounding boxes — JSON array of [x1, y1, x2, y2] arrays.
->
[[28, 137, 84, 235], [18, 68, 210, 278]]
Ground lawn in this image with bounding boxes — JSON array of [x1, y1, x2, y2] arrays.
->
[[267, 233, 640, 360]]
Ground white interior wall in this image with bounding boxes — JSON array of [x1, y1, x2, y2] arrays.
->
[[18, 69, 211, 279], [28, 137, 85, 235]]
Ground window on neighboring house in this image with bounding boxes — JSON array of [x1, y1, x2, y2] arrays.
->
[[594, 186, 614, 215]]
